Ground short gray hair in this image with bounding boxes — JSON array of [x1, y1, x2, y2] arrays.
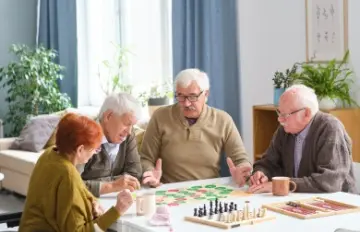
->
[[285, 84, 319, 116], [174, 68, 210, 90], [99, 93, 142, 120]]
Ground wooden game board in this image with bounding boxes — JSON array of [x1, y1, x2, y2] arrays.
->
[[262, 197, 360, 219], [184, 200, 276, 229], [156, 184, 250, 207]]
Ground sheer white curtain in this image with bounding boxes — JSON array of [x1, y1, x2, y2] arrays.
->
[[77, 0, 173, 107]]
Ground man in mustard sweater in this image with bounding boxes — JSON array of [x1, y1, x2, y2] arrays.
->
[[140, 68, 252, 187]]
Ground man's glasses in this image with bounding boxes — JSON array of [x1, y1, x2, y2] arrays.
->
[[276, 108, 305, 119], [175, 91, 203, 102]]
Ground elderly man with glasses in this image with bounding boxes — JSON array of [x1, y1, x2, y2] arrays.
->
[[248, 84, 357, 194], [140, 68, 252, 187]]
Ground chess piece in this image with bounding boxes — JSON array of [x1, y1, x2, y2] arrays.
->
[[224, 203, 228, 212], [234, 204, 237, 211], [252, 208, 256, 219], [194, 208, 197, 217], [209, 209, 213, 220]]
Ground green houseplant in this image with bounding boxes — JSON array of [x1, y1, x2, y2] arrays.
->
[[292, 50, 358, 109], [0, 44, 72, 136], [272, 64, 297, 105], [97, 42, 134, 96]]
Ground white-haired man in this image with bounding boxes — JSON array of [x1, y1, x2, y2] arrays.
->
[[248, 84, 357, 194], [78, 93, 142, 197], [140, 68, 252, 187]]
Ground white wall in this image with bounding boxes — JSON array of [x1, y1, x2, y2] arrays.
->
[[237, 0, 360, 162]]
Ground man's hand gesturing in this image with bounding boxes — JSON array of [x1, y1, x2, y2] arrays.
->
[[142, 159, 162, 187]]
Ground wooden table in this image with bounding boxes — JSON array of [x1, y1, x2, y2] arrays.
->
[[99, 177, 360, 232]]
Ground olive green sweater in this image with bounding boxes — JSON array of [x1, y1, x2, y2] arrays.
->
[[140, 104, 251, 183], [19, 148, 120, 232]]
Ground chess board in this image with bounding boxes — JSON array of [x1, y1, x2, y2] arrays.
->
[[155, 184, 250, 207], [262, 197, 360, 219], [184, 199, 276, 229]]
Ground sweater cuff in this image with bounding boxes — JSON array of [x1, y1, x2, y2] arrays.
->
[[96, 206, 121, 231]]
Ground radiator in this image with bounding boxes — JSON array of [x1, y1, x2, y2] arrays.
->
[[0, 119, 3, 138]]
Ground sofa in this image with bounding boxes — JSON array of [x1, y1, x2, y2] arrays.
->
[[0, 107, 147, 196]]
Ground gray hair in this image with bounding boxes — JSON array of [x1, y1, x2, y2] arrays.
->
[[285, 84, 319, 117], [174, 68, 210, 90], [98, 93, 142, 120]]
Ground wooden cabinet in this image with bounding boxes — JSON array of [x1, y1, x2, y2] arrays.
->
[[253, 104, 360, 162]]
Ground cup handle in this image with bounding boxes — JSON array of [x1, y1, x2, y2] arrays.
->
[[289, 181, 297, 192]]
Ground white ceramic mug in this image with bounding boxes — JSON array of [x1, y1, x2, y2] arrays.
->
[[136, 193, 156, 217]]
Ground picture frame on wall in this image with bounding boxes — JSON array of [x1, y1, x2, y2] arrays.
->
[[305, 0, 348, 62]]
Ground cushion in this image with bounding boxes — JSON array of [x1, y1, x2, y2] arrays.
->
[[133, 126, 145, 152], [0, 149, 42, 175], [10, 114, 60, 152]]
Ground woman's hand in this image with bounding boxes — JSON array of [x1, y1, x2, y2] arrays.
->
[[115, 189, 134, 215], [92, 200, 105, 218]]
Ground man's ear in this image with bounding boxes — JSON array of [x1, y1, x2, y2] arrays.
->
[[204, 90, 209, 97], [305, 107, 312, 119], [102, 110, 113, 122]]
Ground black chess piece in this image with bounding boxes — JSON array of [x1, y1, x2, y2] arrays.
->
[[198, 208, 203, 217], [229, 203, 233, 211], [214, 206, 218, 214], [224, 203, 228, 212], [215, 198, 218, 207], [234, 204, 238, 211], [210, 200, 213, 209], [219, 207, 223, 214], [219, 203, 223, 212], [194, 208, 197, 217]]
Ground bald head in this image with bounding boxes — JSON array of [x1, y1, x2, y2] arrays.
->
[[277, 84, 319, 134], [280, 84, 319, 117]]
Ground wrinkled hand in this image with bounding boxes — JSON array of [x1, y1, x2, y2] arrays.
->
[[92, 200, 105, 218], [247, 181, 272, 194], [112, 174, 141, 192], [115, 189, 134, 215], [249, 171, 269, 186], [226, 158, 252, 187], [142, 159, 162, 187]]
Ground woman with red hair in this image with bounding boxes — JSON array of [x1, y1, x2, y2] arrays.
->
[[19, 113, 133, 232]]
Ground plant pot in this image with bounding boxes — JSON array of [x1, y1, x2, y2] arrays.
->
[[273, 88, 285, 105], [148, 97, 169, 106], [318, 97, 337, 110], [148, 97, 169, 117]]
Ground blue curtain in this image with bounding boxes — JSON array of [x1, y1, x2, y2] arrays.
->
[[37, 0, 78, 107], [172, 0, 242, 177]]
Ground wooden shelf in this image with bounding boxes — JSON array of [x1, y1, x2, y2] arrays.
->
[[253, 104, 360, 163]]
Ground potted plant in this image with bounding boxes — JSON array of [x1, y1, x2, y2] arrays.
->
[[272, 64, 297, 105], [292, 50, 358, 110], [97, 42, 134, 96], [137, 82, 173, 116], [0, 44, 72, 136]]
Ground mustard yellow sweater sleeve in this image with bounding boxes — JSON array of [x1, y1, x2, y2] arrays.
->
[[53, 172, 120, 232]]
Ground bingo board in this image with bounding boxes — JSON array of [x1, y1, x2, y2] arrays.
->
[[262, 197, 360, 219], [155, 184, 250, 207]]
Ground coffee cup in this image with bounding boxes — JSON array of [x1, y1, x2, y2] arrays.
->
[[272, 176, 297, 196], [136, 192, 156, 217]]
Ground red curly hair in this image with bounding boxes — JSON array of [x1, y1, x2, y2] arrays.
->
[[55, 113, 103, 154]]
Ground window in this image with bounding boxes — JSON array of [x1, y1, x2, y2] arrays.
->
[[77, 0, 173, 108]]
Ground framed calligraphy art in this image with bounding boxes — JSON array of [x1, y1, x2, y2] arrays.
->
[[305, 0, 348, 62]]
